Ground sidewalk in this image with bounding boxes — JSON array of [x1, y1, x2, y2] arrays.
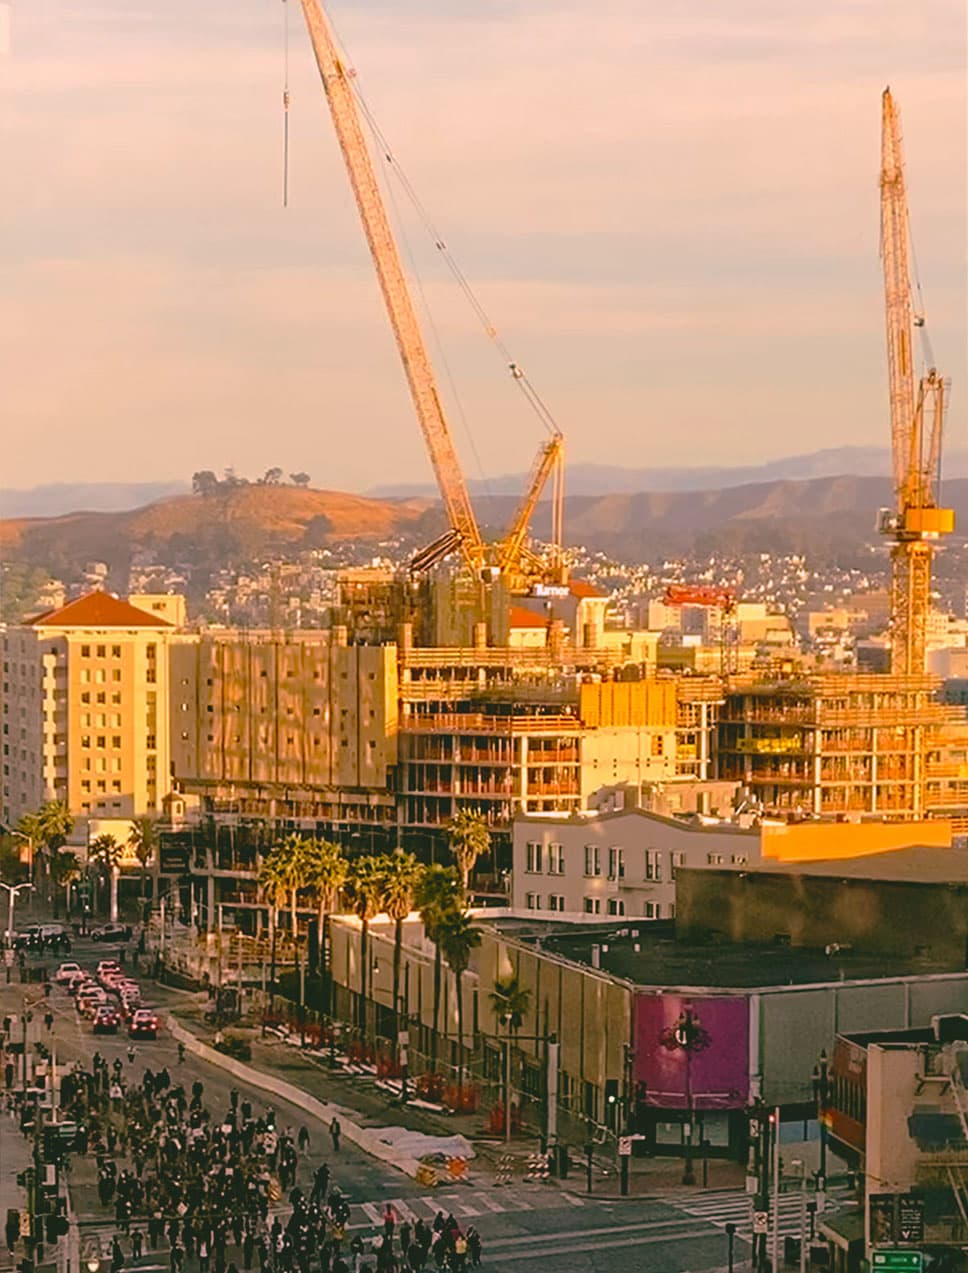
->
[[0, 1095, 33, 1272], [164, 987, 751, 1197]]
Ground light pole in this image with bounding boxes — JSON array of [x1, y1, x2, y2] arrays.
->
[[0, 882, 33, 944], [811, 1049, 829, 1188], [501, 1011, 513, 1143], [659, 1005, 711, 1186]]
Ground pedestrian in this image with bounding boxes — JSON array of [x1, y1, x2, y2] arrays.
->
[[132, 1230, 144, 1260], [297, 1125, 310, 1153], [382, 1205, 395, 1243], [399, 1223, 411, 1262], [328, 1118, 341, 1152], [466, 1228, 481, 1267], [5, 1209, 19, 1252], [44, 1011, 53, 1032]]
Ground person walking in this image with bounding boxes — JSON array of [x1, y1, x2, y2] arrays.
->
[[297, 1125, 310, 1153], [328, 1118, 341, 1152], [132, 1230, 144, 1261], [382, 1204, 396, 1244]]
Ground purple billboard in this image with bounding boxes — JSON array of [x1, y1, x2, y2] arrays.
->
[[634, 993, 750, 1110]]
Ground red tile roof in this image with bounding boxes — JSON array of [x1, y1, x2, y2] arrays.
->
[[508, 605, 549, 629], [27, 592, 174, 629], [569, 579, 605, 599]]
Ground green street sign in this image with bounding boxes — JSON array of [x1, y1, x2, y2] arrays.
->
[[872, 1252, 924, 1273]]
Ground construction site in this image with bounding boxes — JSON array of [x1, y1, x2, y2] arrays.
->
[[164, 17, 966, 874]]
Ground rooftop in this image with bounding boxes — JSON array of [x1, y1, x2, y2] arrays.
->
[[489, 918, 961, 988], [27, 591, 174, 629], [698, 844, 968, 885]]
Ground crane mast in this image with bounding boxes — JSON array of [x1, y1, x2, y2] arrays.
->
[[878, 88, 953, 677], [298, 0, 485, 572]]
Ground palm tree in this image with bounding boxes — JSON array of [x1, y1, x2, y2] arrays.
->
[[260, 835, 310, 935], [343, 856, 384, 1038], [89, 834, 122, 921], [127, 816, 159, 905], [257, 848, 293, 1007], [446, 809, 490, 893], [489, 973, 532, 1139], [49, 850, 81, 919], [374, 849, 423, 1040], [302, 838, 347, 1011], [34, 802, 74, 903], [416, 864, 461, 1063], [438, 909, 481, 1089]]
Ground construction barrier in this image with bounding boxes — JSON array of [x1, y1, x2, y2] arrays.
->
[[525, 1151, 551, 1182], [494, 1154, 515, 1187]]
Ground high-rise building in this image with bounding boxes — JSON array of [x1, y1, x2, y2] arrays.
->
[[1, 592, 180, 828]]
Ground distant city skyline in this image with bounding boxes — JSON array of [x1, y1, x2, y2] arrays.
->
[[2, 0, 965, 492]]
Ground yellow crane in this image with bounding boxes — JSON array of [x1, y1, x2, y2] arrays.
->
[[297, 0, 564, 589], [878, 87, 953, 677]]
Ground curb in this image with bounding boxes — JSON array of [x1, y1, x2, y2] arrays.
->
[[165, 1015, 425, 1182]]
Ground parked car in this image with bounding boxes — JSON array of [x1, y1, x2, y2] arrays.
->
[[90, 924, 132, 943], [53, 962, 82, 985], [92, 1005, 120, 1035], [128, 1009, 159, 1040]]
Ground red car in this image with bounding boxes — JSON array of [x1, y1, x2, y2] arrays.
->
[[128, 1009, 159, 1040], [92, 1005, 121, 1035]]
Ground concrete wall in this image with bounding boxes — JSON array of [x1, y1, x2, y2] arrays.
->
[[677, 867, 968, 963]]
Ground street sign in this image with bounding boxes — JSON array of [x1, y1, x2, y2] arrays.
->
[[618, 1137, 632, 1156], [753, 1212, 769, 1235], [872, 1252, 924, 1273], [898, 1196, 925, 1244]]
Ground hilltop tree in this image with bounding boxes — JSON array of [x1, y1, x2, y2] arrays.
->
[[261, 467, 284, 486], [290, 472, 311, 487], [192, 470, 219, 497]]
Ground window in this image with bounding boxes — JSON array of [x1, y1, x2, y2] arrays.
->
[[146, 668, 156, 683], [548, 894, 566, 912], [548, 843, 565, 875], [644, 902, 661, 919], [146, 644, 156, 660], [96, 735, 105, 749], [732, 854, 748, 865], [112, 780, 121, 793], [81, 735, 91, 749], [671, 851, 685, 868], [97, 692, 106, 704], [651, 735, 665, 756], [645, 849, 662, 881], [608, 847, 625, 880], [525, 892, 540, 911], [96, 645, 106, 658], [81, 645, 90, 658], [146, 735, 156, 750], [112, 693, 121, 704], [583, 897, 601, 915], [584, 845, 600, 876], [707, 853, 725, 866], [525, 842, 542, 874], [607, 898, 625, 917], [80, 669, 90, 684], [111, 645, 121, 658], [81, 692, 90, 704]]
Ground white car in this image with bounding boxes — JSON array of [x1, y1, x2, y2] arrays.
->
[[53, 962, 82, 984]]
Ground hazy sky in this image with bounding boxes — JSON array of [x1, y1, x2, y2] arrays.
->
[[1, 0, 965, 493]]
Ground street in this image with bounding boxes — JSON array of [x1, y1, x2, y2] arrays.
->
[[0, 939, 765, 1273]]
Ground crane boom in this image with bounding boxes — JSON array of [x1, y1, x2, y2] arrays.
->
[[298, 0, 485, 569], [498, 433, 563, 577]]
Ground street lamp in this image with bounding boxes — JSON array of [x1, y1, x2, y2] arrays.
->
[[0, 882, 33, 944], [811, 1049, 829, 1188], [500, 1010, 514, 1144], [660, 1005, 711, 1186]]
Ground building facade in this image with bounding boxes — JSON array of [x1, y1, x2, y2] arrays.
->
[[1, 592, 179, 828]]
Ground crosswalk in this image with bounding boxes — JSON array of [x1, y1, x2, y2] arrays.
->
[[667, 1188, 815, 1242]]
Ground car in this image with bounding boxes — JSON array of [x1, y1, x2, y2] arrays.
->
[[82, 995, 107, 1020], [76, 987, 106, 1015], [128, 1009, 159, 1040], [90, 924, 132, 943], [101, 970, 126, 991], [92, 1005, 120, 1035], [95, 959, 120, 976], [53, 962, 82, 984], [68, 972, 94, 996]]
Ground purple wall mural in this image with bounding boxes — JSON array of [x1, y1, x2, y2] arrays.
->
[[635, 993, 750, 1110]]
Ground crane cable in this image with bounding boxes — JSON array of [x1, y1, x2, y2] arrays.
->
[[333, 60, 562, 440], [282, 0, 291, 208]]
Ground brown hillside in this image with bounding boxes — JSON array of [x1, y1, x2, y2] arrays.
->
[[0, 486, 436, 584]]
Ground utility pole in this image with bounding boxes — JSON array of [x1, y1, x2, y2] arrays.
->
[[620, 1042, 635, 1197], [811, 1050, 829, 1191]]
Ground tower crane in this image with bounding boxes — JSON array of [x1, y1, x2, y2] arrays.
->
[[297, 0, 565, 589], [878, 88, 953, 677]]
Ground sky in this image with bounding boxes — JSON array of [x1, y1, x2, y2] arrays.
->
[[1, 0, 965, 494]]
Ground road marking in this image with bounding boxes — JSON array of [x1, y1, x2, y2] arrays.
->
[[470, 1192, 506, 1213], [417, 1196, 440, 1216], [387, 1199, 420, 1225], [438, 1192, 480, 1217], [360, 1203, 385, 1226], [560, 1192, 584, 1207]]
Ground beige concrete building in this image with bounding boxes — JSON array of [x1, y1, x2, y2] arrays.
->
[[1, 591, 179, 828]]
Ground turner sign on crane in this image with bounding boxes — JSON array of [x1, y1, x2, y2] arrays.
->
[[297, 0, 564, 591], [877, 88, 953, 677]]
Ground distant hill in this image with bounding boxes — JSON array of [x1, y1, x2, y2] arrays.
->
[[0, 481, 190, 518], [0, 486, 437, 591], [375, 446, 968, 498]]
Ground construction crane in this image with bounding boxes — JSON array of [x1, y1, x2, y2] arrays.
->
[[878, 87, 954, 677], [297, 0, 564, 590], [662, 584, 737, 675]]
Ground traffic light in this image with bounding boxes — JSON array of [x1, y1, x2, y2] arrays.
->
[[604, 1078, 619, 1130]]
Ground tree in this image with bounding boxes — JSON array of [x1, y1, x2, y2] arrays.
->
[[489, 972, 532, 1137], [302, 838, 347, 1009], [259, 835, 309, 935], [446, 809, 490, 893], [261, 467, 284, 486], [416, 864, 461, 1063], [127, 816, 159, 904], [0, 836, 29, 885], [50, 850, 81, 918], [290, 472, 311, 487], [438, 909, 481, 1088], [21, 802, 73, 901], [343, 856, 384, 1038], [374, 849, 423, 1040], [192, 470, 219, 497], [89, 834, 122, 921]]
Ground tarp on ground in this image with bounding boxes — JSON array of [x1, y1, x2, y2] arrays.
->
[[372, 1128, 476, 1163]]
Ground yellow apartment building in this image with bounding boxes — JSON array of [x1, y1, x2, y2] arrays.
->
[[1, 592, 179, 829]]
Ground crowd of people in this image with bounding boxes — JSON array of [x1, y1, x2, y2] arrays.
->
[[53, 1051, 485, 1273]]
